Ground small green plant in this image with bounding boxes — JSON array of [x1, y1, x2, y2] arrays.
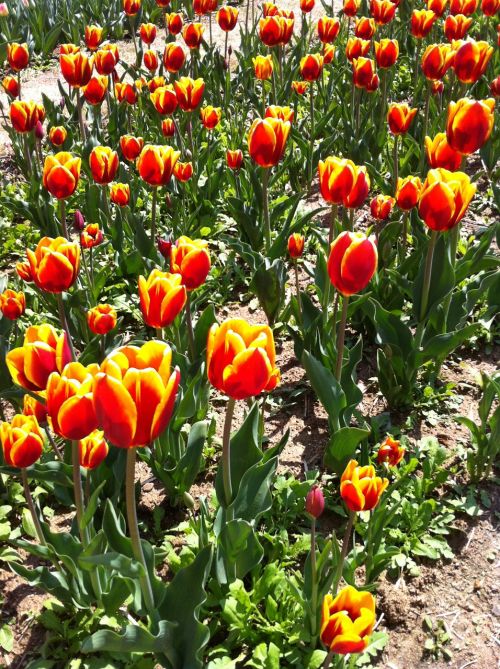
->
[[423, 616, 453, 662]]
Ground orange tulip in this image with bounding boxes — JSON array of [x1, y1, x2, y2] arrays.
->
[[144, 49, 159, 72], [387, 102, 417, 134], [341, 459, 388, 511], [59, 43, 80, 55], [259, 16, 292, 46], [161, 118, 176, 137], [16, 261, 33, 282], [9, 100, 45, 133], [151, 85, 178, 115], [374, 39, 399, 68], [207, 318, 280, 400], [427, 0, 448, 14], [300, 53, 324, 81], [120, 134, 144, 161], [317, 16, 341, 42], [114, 81, 138, 104], [491, 75, 500, 97], [253, 54, 274, 80], [481, 0, 499, 14], [123, 0, 141, 15], [60, 51, 93, 88], [79, 430, 109, 469], [318, 157, 356, 204], [0, 289, 25, 320], [200, 105, 221, 129], [343, 0, 360, 16], [446, 98, 495, 154], [410, 9, 437, 38], [170, 236, 211, 290], [431, 80, 445, 95], [444, 14, 472, 40], [46, 362, 99, 440], [320, 587, 376, 655], [23, 391, 48, 426], [7, 43, 29, 71], [110, 182, 130, 206], [449, 0, 478, 13], [6, 324, 71, 391], [94, 46, 119, 75], [137, 145, 180, 187], [80, 223, 104, 249], [377, 435, 405, 466], [292, 80, 309, 95], [2, 75, 20, 97], [87, 303, 117, 335], [148, 76, 166, 93], [174, 76, 205, 111], [288, 233, 305, 258], [370, 0, 397, 24], [279, 16, 295, 44], [138, 270, 187, 328], [163, 43, 186, 73], [425, 132, 463, 170], [43, 152, 81, 199], [418, 168, 475, 231], [0, 414, 44, 468], [395, 175, 422, 210], [93, 340, 181, 448], [217, 6, 238, 30], [300, 0, 315, 11], [182, 22, 204, 48], [327, 231, 377, 295], [85, 25, 103, 51], [370, 194, 395, 219], [226, 149, 244, 170], [265, 105, 294, 122], [49, 126, 67, 146], [345, 37, 371, 62], [352, 57, 377, 89], [344, 166, 371, 207], [247, 117, 291, 168], [453, 40, 494, 84], [166, 12, 184, 34], [89, 146, 119, 185], [174, 161, 193, 182], [26, 236, 80, 293], [140, 22, 157, 44], [354, 17, 376, 38], [421, 43, 455, 80]]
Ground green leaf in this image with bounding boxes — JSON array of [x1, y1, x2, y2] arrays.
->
[[302, 350, 346, 426], [0, 624, 13, 652], [81, 621, 177, 658], [324, 427, 370, 473]]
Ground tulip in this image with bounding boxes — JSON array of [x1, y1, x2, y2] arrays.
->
[[387, 102, 417, 134], [140, 22, 157, 44], [150, 85, 178, 115], [161, 119, 176, 137], [446, 98, 495, 154], [300, 53, 324, 81], [60, 51, 93, 88], [327, 231, 377, 298], [200, 105, 221, 129], [279, 17, 294, 44], [345, 37, 371, 62], [73, 210, 85, 231], [80, 223, 104, 249], [427, 0, 448, 14], [16, 261, 33, 282], [2, 76, 19, 98], [226, 149, 243, 170], [292, 80, 309, 95], [247, 117, 291, 168], [344, 166, 371, 207], [174, 76, 205, 111], [352, 57, 377, 89], [217, 6, 238, 30], [163, 43, 186, 73], [143, 49, 159, 72], [253, 54, 274, 80], [259, 16, 287, 46], [305, 484, 324, 518], [318, 157, 356, 205], [418, 168, 475, 231], [377, 436, 405, 466], [23, 392, 48, 426], [340, 459, 388, 512], [34, 120, 44, 140], [26, 236, 79, 294], [370, 194, 395, 219], [354, 17, 376, 38], [85, 25, 103, 51], [137, 144, 180, 187], [288, 233, 305, 258], [148, 76, 165, 92], [170, 236, 211, 290], [157, 237, 172, 260], [174, 161, 193, 182], [182, 22, 204, 48], [156, 0, 170, 6], [48, 126, 67, 146], [320, 587, 376, 654], [123, 0, 141, 15], [421, 43, 455, 80], [317, 16, 341, 42], [370, 0, 397, 24], [300, 0, 315, 11], [395, 175, 422, 210], [449, 0, 478, 13], [481, 0, 499, 14], [166, 12, 183, 34], [89, 146, 119, 185], [60, 43, 80, 55], [7, 43, 29, 71], [207, 318, 280, 400], [0, 3, 9, 16], [343, 0, 360, 15], [9, 100, 45, 133], [410, 9, 437, 38], [491, 76, 500, 97], [265, 105, 294, 122], [0, 414, 44, 468], [93, 340, 180, 448], [79, 430, 109, 469], [425, 132, 463, 170], [120, 135, 144, 161], [431, 80, 445, 95], [87, 303, 117, 335], [43, 152, 81, 202], [138, 270, 187, 329], [114, 82, 138, 104], [453, 40, 494, 84], [444, 14, 472, 40], [110, 182, 130, 206], [322, 45, 335, 66], [0, 289, 25, 320], [374, 39, 399, 68], [94, 46, 119, 75]]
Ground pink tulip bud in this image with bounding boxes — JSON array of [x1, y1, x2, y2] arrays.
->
[[73, 210, 85, 231], [157, 236, 172, 260], [305, 484, 325, 518], [0, 3, 9, 16], [34, 120, 44, 140]]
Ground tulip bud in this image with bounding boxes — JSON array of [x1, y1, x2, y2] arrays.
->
[[157, 236, 172, 259], [60, 97, 66, 110], [0, 3, 9, 16], [305, 484, 325, 518], [73, 210, 85, 231], [34, 120, 44, 140]]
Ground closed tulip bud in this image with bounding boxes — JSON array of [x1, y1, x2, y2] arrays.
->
[[0, 289, 25, 320], [323, 44, 336, 64], [151, 85, 178, 115], [328, 231, 377, 295], [377, 435, 405, 466], [60, 51, 93, 88], [279, 17, 295, 44], [2, 75, 19, 98], [446, 98, 495, 154], [370, 0, 397, 24], [93, 341, 180, 448], [490, 75, 500, 97], [444, 14, 472, 40], [300, 0, 315, 11], [161, 118, 176, 137], [114, 81, 138, 104], [365, 72, 380, 92], [123, 0, 141, 15], [170, 236, 210, 289], [138, 270, 187, 328], [0, 414, 44, 468], [345, 37, 371, 62], [374, 39, 399, 68], [174, 76, 205, 111], [137, 144, 180, 187], [248, 117, 291, 168], [355, 16, 376, 38], [352, 57, 376, 89], [305, 484, 324, 517], [163, 43, 186, 73], [317, 16, 340, 42], [321, 587, 376, 654], [47, 362, 99, 440], [157, 237, 172, 259], [143, 49, 159, 72], [73, 210, 85, 231], [80, 223, 104, 249], [300, 53, 324, 81], [370, 194, 395, 219], [410, 9, 436, 37], [419, 168, 475, 231], [0, 3, 9, 16], [340, 459, 388, 512], [110, 182, 130, 206], [343, 0, 360, 15], [253, 54, 274, 80], [453, 40, 493, 84], [287, 233, 305, 259], [395, 175, 422, 210], [79, 430, 109, 469], [85, 25, 103, 51], [94, 46, 119, 75], [432, 80, 444, 95], [387, 102, 417, 134], [140, 22, 157, 44], [49, 125, 67, 147], [34, 120, 44, 140], [16, 261, 33, 282], [166, 12, 183, 34], [425, 132, 463, 170], [43, 152, 81, 199], [7, 42, 29, 71], [226, 148, 243, 170], [182, 22, 204, 48], [265, 105, 294, 123], [200, 105, 221, 129], [292, 80, 309, 95], [217, 5, 238, 30], [26, 236, 80, 293], [318, 156, 356, 204], [9, 100, 45, 133], [119, 134, 144, 161], [6, 324, 71, 391], [449, 0, 478, 13], [421, 43, 455, 80], [23, 392, 48, 425], [207, 318, 280, 399], [174, 161, 193, 182], [481, 0, 499, 14], [89, 146, 119, 185], [87, 303, 117, 335]]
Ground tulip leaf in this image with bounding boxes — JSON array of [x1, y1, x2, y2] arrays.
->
[[81, 481, 106, 531], [413, 232, 455, 323], [216, 519, 264, 583], [250, 258, 287, 327], [323, 427, 370, 474], [81, 621, 177, 658], [301, 350, 346, 427]]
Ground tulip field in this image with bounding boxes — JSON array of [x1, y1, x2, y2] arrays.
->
[[0, 0, 498, 665]]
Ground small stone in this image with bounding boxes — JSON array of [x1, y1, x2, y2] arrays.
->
[[473, 579, 483, 591], [143, 483, 154, 492]]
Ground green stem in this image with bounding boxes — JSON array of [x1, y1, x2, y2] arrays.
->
[[419, 82, 431, 174], [335, 295, 349, 381], [400, 211, 409, 264], [222, 397, 236, 511], [56, 293, 76, 361], [308, 83, 315, 193], [185, 293, 196, 361], [44, 427, 63, 460], [322, 650, 335, 669], [322, 205, 337, 326], [76, 92, 86, 143], [393, 135, 399, 192], [310, 518, 318, 638], [331, 511, 355, 594], [59, 199, 68, 239], [415, 229, 438, 346], [262, 167, 271, 252], [151, 187, 158, 242], [21, 468, 46, 546], [72, 440, 87, 542], [294, 260, 303, 326]]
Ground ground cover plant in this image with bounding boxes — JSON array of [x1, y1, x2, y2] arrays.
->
[[0, 0, 498, 666]]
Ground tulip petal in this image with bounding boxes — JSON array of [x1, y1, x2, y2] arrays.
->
[[94, 373, 137, 448]]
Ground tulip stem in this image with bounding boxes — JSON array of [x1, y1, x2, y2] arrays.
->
[[434, 224, 460, 377], [322, 650, 335, 669], [58, 198, 68, 239], [308, 83, 315, 195], [71, 441, 87, 541], [151, 187, 158, 242], [262, 167, 271, 252], [400, 211, 409, 263], [415, 229, 438, 346], [294, 260, 303, 325], [126, 447, 158, 622], [21, 468, 46, 546], [322, 205, 337, 327], [392, 135, 399, 192], [419, 81, 431, 174], [335, 295, 349, 381], [222, 397, 236, 509], [310, 517, 318, 639], [56, 293, 77, 361], [17, 71, 21, 100], [332, 510, 355, 594], [186, 293, 196, 360], [44, 427, 63, 461], [76, 92, 86, 143]]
